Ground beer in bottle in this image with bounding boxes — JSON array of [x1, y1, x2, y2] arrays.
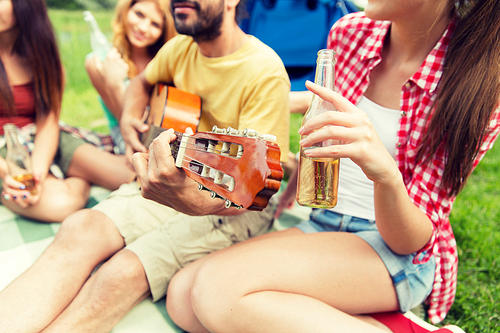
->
[[296, 49, 339, 208], [4, 124, 37, 195]]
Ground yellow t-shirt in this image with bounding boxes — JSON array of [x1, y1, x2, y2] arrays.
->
[[144, 34, 290, 162]]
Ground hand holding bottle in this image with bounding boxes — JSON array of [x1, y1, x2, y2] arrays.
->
[[299, 80, 400, 187], [90, 47, 129, 88], [1, 172, 43, 208], [2, 124, 42, 207]]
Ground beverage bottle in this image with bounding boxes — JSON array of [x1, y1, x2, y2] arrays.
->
[[83, 10, 112, 61], [296, 49, 339, 208], [3, 124, 37, 195]]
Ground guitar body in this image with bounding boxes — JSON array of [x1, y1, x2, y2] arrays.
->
[[174, 127, 283, 211], [141, 83, 201, 147]]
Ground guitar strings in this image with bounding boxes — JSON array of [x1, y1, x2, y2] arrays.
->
[[169, 140, 237, 157]]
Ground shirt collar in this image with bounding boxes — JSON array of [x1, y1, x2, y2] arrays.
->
[[359, 17, 457, 96], [411, 16, 457, 95]]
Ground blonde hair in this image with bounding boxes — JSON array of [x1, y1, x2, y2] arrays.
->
[[112, 0, 177, 78]]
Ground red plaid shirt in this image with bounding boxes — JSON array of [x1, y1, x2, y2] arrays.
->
[[327, 12, 500, 323]]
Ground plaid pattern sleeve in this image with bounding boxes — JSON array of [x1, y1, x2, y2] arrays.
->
[[58, 121, 115, 153], [327, 12, 500, 323]]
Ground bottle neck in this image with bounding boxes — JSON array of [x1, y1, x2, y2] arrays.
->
[[3, 125, 19, 150], [314, 58, 335, 91], [310, 50, 335, 109]]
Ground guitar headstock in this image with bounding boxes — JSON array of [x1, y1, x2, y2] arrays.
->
[[174, 126, 283, 211]]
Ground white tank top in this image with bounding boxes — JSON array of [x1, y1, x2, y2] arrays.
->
[[329, 96, 400, 220]]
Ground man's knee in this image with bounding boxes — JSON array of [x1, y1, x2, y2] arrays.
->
[[54, 209, 124, 259], [97, 250, 150, 297]]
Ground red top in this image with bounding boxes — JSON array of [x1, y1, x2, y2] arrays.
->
[[328, 12, 500, 323], [0, 83, 36, 135]]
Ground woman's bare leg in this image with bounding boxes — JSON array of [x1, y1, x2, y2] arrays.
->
[[66, 143, 136, 190], [168, 228, 399, 333], [1, 174, 90, 222]]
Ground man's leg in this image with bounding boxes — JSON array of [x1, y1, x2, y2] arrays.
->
[[42, 249, 150, 333], [0, 209, 125, 333]]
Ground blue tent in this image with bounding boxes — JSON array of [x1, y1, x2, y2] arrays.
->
[[240, 0, 359, 91]]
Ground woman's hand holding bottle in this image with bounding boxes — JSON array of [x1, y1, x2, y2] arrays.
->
[[1, 172, 43, 208], [299, 80, 400, 186]]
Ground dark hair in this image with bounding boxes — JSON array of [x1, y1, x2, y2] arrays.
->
[[0, 0, 64, 119], [417, 0, 500, 197], [0, 59, 14, 114]]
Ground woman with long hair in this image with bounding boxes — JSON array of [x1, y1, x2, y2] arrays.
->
[[85, 0, 176, 154], [0, 0, 136, 222], [165, 0, 500, 332]]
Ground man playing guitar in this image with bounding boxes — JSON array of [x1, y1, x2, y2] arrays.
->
[[0, 0, 290, 331]]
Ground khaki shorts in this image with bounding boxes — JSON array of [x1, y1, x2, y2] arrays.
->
[[92, 182, 276, 301]]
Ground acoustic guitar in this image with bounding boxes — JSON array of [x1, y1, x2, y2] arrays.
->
[[140, 84, 282, 210], [141, 83, 202, 147]]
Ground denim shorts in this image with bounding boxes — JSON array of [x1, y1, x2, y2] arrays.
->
[[295, 209, 436, 312]]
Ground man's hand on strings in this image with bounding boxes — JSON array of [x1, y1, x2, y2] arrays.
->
[[133, 128, 198, 210]]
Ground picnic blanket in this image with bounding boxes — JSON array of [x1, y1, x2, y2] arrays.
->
[[0, 185, 310, 332]]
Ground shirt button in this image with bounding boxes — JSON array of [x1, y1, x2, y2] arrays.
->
[[431, 298, 438, 303], [404, 82, 411, 89], [397, 143, 402, 148], [400, 111, 407, 117]]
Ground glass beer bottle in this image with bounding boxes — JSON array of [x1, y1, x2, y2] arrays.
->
[[4, 124, 37, 195], [83, 10, 112, 61], [296, 49, 339, 208]]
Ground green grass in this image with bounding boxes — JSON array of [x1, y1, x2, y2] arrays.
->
[[50, 9, 115, 133], [49, 9, 500, 332], [444, 140, 500, 332]]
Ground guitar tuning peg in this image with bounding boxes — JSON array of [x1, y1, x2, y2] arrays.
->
[[197, 183, 205, 191], [224, 199, 242, 209], [259, 134, 277, 142], [212, 127, 226, 134], [210, 191, 223, 200], [243, 128, 259, 138], [226, 127, 241, 136]]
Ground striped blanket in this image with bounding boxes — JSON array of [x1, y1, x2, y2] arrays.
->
[[0, 185, 309, 332]]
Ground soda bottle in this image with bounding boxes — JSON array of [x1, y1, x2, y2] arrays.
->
[[296, 49, 339, 208], [83, 10, 112, 61], [4, 124, 37, 195]]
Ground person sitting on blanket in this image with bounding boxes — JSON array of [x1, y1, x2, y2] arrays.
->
[[163, 0, 500, 332], [0, 0, 136, 223], [85, 0, 177, 155], [0, 0, 290, 330]]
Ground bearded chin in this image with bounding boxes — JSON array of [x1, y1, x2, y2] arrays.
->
[[174, 12, 223, 42]]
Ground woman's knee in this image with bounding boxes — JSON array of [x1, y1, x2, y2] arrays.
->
[[167, 268, 197, 329], [189, 257, 241, 331], [36, 177, 90, 221]]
